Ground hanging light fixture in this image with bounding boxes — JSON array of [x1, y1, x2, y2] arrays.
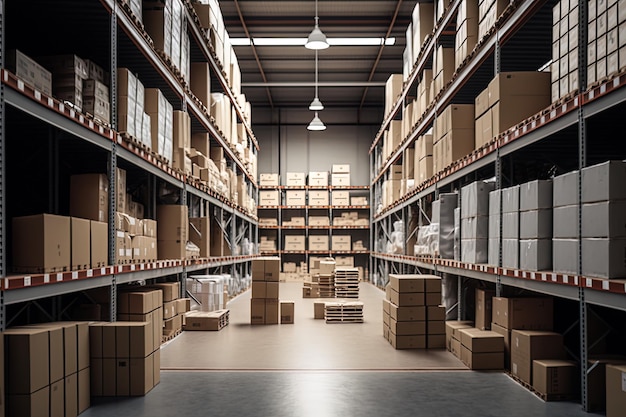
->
[[309, 50, 324, 111], [305, 0, 329, 50], [307, 112, 326, 131]]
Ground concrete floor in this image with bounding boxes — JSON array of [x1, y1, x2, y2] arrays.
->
[[80, 281, 603, 417]]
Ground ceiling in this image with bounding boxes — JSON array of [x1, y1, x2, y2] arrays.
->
[[218, 0, 418, 111]]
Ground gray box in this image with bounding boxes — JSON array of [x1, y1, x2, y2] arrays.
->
[[519, 239, 552, 271], [502, 212, 520, 239], [520, 179, 553, 211], [461, 238, 488, 264], [502, 238, 520, 269], [520, 209, 553, 239], [553, 170, 579, 207], [461, 180, 496, 219], [552, 238, 579, 275], [439, 192, 458, 233], [582, 200, 626, 238], [489, 189, 501, 216], [582, 160, 626, 203], [489, 214, 500, 239], [461, 216, 489, 240], [582, 238, 626, 278], [502, 185, 520, 213], [454, 208, 461, 261], [553, 205, 579, 238], [432, 200, 440, 224], [488, 238, 499, 266]]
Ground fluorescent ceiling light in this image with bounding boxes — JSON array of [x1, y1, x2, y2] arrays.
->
[[230, 37, 396, 47]]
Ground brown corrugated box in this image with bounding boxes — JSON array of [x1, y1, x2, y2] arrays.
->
[[4, 328, 50, 394], [12, 213, 71, 273], [510, 330, 566, 385], [389, 333, 426, 349], [389, 318, 426, 335], [475, 288, 495, 330], [70, 173, 108, 223], [532, 359, 577, 396], [90, 220, 108, 268], [492, 296, 554, 330], [280, 301, 295, 324]]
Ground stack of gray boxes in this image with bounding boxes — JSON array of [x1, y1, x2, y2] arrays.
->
[[519, 179, 553, 271], [461, 181, 494, 263], [581, 161, 626, 278], [552, 169, 579, 275], [488, 185, 520, 268], [435, 192, 458, 259]]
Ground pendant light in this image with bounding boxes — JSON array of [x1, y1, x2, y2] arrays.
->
[[305, 0, 329, 50], [307, 112, 326, 131], [309, 50, 324, 111]]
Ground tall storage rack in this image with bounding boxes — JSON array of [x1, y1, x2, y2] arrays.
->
[[258, 185, 370, 274], [370, 0, 626, 411], [0, 0, 260, 330]]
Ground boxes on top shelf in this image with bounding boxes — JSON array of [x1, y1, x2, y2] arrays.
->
[[385, 73, 404, 117], [308, 171, 329, 186]]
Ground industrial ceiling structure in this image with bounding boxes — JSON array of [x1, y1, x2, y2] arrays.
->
[[219, 0, 418, 111]]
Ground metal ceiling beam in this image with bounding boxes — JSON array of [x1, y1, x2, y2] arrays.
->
[[234, 0, 274, 108], [358, 0, 404, 115]]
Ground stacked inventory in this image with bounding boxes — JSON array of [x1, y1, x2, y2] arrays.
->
[[474, 288, 495, 330], [156, 204, 188, 261], [455, 0, 479, 70], [145, 282, 186, 341], [587, 0, 625, 87], [445, 320, 474, 358], [552, 169, 579, 275], [478, 0, 508, 39], [510, 330, 569, 391], [458, 327, 505, 370], [461, 180, 494, 264], [117, 287, 164, 356], [433, 104, 475, 173], [250, 257, 281, 325], [414, 133, 434, 186], [183, 310, 230, 331], [334, 267, 360, 298], [488, 185, 520, 268], [324, 301, 364, 323], [607, 364, 626, 417], [437, 192, 458, 259], [581, 161, 626, 278], [519, 180, 553, 271], [317, 259, 336, 298], [491, 296, 555, 372], [383, 274, 445, 349], [187, 276, 226, 312], [4, 321, 90, 417], [88, 321, 160, 397], [551, 0, 579, 102]]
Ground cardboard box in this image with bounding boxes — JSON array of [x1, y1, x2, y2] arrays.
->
[[581, 237, 626, 278], [265, 299, 279, 325], [581, 160, 626, 203], [492, 296, 554, 330], [286, 190, 306, 206], [459, 328, 504, 353], [309, 190, 329, 206], [71, 217, 91, 270], [388, 288, 424, 307], [91, 220, 108, 268], [7, 386, 49, 417], [12, 213, 71, 273], [4, 328, 50, 394], [280, 301, 295, 324], [388, 274, 426, 292], [259, 173, 279, 186], [250, 298, 265, 324], [332, 164, 350, 173], [460, 345, 504, 370], [259, 190, 280, 206], [331, 173, 351, 187], [7, 49, 53, 95], [285, 172, 306, 186], [70, 173, 109, 223], [606, 363, 626, 417], [532, 359, 577, 396], [389, 333, 427, 349], [389, 318, 426, 335], [510, 330, 566, 385], [389, 304, 426, 322], [475, 289, 495, 330], [519, 179, 553, 211], [308, 171, 328, 186], [190, 62, 211, 106], [582, 200, 626, 238]]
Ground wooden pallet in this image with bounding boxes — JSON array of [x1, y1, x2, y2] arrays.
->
[[162, 328, 182, 343], [324, 301, 364, 323]]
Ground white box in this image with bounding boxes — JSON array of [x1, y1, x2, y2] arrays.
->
[[552, 238, 579, 275], [502, 185, 520, 213], [519, 179, 553, 211], [332, 190, 350, 206], [519, 239, 552, 271], [259, 173, 279, 186], [553, 170, 579, 207], [581, 160, 626, 203], [332, 164, 350, 173], [488, 238, 499, 266], [308, 171, 328, 186], [461, 216, 489, 239], [259, 190, 280, 206], [285, 190, 306, 206], [285, 172, 306, 186], [489, 189, 501, 216], [582, 200, 626, 238], [502, 238, 520, 269], [502, 212, 519, 239], [309, 190, 329, 206], [489, 214, 500, 239], [461, 238, 488, 264], [331, 173, 351, 186], [461, 181, 496, 218], [582, 238, 626, 278], [553, 205, 579, 238], [520, 209, 553, 239]]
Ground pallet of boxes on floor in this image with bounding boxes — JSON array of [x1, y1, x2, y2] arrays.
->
[[382, 274, 446, 349], [250, 256, 294, 325], [183, 275, 231, 331], [304, 258, 363, 323]]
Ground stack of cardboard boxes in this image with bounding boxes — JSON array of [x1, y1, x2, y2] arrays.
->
[[146, 282, 187, 341], [250, 257, 281, 325], [460, 180, 494, 264], [382, 274, 445, 349], [433, 103, 475, 174]]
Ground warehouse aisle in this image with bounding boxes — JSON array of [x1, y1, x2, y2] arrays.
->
[[80, 281, 603, 416], [160, 281, 464, 370]]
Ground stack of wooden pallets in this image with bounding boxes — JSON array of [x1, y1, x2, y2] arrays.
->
[[334, 267, 360, 298], [324, 301, 364, 323]]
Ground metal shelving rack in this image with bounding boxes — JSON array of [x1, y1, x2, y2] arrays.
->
[[370, 0, 626, 411], [258, 184, 370, 273], [0, 0, 260, 330]]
